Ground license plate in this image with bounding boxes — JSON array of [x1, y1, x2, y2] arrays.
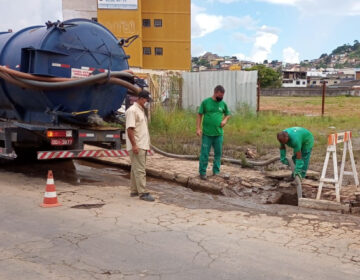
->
[[51, 138, 73, 146]]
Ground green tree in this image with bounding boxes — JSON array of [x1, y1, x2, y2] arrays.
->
[[245, 65, 282, 88], [192, 57, 199, 64], [332, 44, 351, 55], [198, 58, 210, 68], [354, 40, 360, 50]]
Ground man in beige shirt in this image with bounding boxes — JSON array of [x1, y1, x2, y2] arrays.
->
[[125, 90, 154, 202]]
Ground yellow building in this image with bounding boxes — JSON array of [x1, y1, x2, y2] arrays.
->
[[98, 0, 191, 70], [229, 64, 242, 71]]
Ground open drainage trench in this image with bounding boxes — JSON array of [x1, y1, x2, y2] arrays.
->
[[0, 158, 300, 208], [278, 193, 298, 206]]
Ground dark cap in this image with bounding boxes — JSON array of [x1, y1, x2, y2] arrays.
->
[[138, 90, 153, 101]]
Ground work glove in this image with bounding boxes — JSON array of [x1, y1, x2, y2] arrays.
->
[[293, 159, 304, 179], [280, 149, 289, 166]]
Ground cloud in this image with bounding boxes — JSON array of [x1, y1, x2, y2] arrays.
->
[[191, 4, 222, 38], [283, 47, 300, 63], [192, 44, 207, 57], [232, 53, 250, 61], [232, 32, 253, 43], [222, 15, 257, 30], [191, 3, 257, 38], [192, 13, 223, 38], [251, 25, 279, 62], [257, 25, 280, 34], [218, 0, 240, 3], [210, 0, 360, 16], [0, 0, 62, 32], [260, 0, 297, 4], [192, 3, 279, 62], [207, 0, 241, 3], [209, 0, 296, 4], [259, 0, 360, 16]]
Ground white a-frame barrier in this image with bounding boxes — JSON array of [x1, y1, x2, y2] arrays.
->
[[316, 131, 359, 202]]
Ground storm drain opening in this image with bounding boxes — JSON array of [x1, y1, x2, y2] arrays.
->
[[71, 203, 105, 209]]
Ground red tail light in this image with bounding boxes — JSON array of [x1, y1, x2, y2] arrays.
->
[[47, 130, 72, 138]]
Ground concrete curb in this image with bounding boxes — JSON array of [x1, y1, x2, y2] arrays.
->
[[299, 198, 350, 213], [87, 158, 224, 195]]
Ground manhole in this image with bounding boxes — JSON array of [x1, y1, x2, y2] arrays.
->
[[71, 203, 105, 209]]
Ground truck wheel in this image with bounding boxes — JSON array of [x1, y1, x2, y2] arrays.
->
[[14, 148, 37, 161]]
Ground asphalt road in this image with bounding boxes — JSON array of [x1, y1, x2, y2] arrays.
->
[[0, 159, 360, 280]]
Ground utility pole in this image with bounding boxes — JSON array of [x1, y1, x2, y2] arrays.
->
[[257, 80, 261, 113], [321, 81, 326, 117]]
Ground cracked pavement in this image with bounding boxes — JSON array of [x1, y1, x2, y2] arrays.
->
[[0, 161, 360, 279]]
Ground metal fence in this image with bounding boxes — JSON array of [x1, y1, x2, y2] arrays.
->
[[181, 70, 258, 112], [135, 72, 183, 110]]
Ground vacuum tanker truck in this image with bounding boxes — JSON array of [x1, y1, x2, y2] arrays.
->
[[0, 19, 143, 160]]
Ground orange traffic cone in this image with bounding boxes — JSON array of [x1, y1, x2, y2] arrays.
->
[[41, 170, 61, 208]]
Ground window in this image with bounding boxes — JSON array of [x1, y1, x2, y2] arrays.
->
[[155, 47, 163, 56], [154, 19, 162, 27], [91, 17, 98, 22], [302, 81, 306, 85], [143, 19, 151, 27], [296, 81, 300, 85], [312, 81, 316, 84], [143, 47, 151, 55]]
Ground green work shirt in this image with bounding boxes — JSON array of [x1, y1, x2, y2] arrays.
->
[[284, 127, 314, 153], [198, 97, 231, 136]]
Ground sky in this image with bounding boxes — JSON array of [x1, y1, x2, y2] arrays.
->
[[0, 0, 359, 63], [192, 0, 360, 62], [0, 0, 63, 33]]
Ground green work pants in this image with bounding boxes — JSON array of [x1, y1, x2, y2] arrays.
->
[[199, 134, 223, 175], [129, 149, 148, 194], [292, 149, 312, 178]]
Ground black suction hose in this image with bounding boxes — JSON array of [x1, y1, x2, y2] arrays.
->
[[151, 144, 280, 167]]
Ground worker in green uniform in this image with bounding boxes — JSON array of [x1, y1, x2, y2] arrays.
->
[[197, 85, 231, 180], [277, 127, 314, 179]]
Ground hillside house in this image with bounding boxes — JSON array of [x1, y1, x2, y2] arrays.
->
[[282, 70, 307, 87]]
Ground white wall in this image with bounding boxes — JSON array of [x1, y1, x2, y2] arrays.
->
[[182, 71, 258, 111], [282, 79, 307, 88]]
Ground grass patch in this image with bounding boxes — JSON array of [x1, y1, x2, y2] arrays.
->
[[149, 99, 360, 168], [261, 96, 360, 117], [149, 107, 198, 155]]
